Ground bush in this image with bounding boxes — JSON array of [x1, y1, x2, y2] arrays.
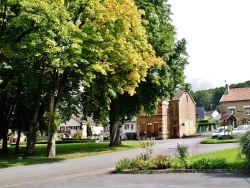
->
[[132, 158, 156, 170], [72, 130, 83, 139], [115, 158, 132, 171], [152, 155, 173, 169], [190, 157, 228, 169], [139, 140, 155, 160], [239, 131, 250, 165], [169, 158, 186, 169], [176, 143, 189, 159], [86, 124, 92, 137]]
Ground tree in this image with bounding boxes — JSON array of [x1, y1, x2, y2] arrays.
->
[[86, 124, 92, 137], [80, 0, 163, 146], [1, 0, 162, 155], [81, 0, 189, 146], [0, 0, 86, 157]]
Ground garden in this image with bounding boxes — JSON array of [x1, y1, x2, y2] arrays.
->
[[114, 132, 250, 173]]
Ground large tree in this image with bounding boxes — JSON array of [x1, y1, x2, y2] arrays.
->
[[81, 0, 189, 146], [80, 0, 164, 146], [0, 0, 86, 156], [0, 0, 161, 155]]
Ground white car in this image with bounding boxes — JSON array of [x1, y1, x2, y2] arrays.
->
[[232, 125, 250, 136], [212, 126, 227, 138]]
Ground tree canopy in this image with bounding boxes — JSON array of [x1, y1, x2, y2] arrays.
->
[[0, 0, 163, 155]]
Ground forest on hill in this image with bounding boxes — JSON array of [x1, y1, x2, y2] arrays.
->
[[190, 81, 250, 112]]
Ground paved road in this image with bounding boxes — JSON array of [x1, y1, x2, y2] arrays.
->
[[0, 135, 249, 188]]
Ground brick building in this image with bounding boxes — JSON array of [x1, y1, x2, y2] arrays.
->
[[219, 84, 250, 126], [137, 90, 196, 139]]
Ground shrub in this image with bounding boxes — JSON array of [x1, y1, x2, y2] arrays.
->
[[239, 131, 250, 165], [115, 158, 131, 171], [190, 157, 228, 169], [176, 143, 189, 159], [132, 158, 156, 170], [152, 155, 173, 169], [169, 158, 186, 169], [139, 140, 155, 160], [72, 130, 83, 139], [86, 124, 92, 137]]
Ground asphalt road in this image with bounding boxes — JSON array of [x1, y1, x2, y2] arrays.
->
[[0, 135, 249, 188]]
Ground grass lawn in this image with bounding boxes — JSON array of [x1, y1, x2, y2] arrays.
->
[[0, 139, 247, 170], [188, 147, 246, 169], [200, 137, 240, 144], [0, 140, 140, 168]]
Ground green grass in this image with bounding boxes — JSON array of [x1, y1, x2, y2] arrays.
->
[[0, 140, 247, 170], [188, 147, 246, 169], [0, 141, 140, 168], [201, 137, 240, 144]]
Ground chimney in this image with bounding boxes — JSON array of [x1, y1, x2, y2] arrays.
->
[[225, 83, 229, 94]]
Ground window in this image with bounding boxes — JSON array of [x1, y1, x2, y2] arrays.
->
[[245, 108, 250, 116], [229, 109, 235, 115], [131, 124, 134, 130], [124, 124, 129, 130]]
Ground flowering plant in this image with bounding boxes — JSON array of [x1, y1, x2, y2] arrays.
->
[[139, 139, 155, 160]]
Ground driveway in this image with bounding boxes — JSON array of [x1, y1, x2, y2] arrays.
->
[[0, 135, 249, 188]]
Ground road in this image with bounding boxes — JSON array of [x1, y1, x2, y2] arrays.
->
[[0, 135, 249, 188]]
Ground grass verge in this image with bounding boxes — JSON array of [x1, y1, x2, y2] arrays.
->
[[0, 141, 140, 168], [200, 137, 240, 144]]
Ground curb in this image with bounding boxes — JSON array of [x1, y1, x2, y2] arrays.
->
[[111, 169, 250, 174]]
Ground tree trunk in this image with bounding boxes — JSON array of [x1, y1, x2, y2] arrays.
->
[[46, 70, 57, 157], [1, 121, 9, 153], [25, 123, 37, 156], [109, 123, 121, 146], [46, 69, 71, 157], [46, 130, 56, 157], [109, 99, 122, 146], [14, 129, 22, 154], [46, 96, 56, 157]]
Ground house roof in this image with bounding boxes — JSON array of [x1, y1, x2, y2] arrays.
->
[[220, 114, 236, 121], [71, 114, 95, 124], [196, 107, 205, 118], [205, 111, 214, 116], [220, 87, 250, 102], [171, 90, 196, 105]]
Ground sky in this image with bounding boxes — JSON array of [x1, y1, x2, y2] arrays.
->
[[168, 0, 250, 91]]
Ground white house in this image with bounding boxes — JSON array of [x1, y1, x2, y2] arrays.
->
[[59, 115, 104, 139], [120, 117, 137, 140], [205, 110, 220, 120]]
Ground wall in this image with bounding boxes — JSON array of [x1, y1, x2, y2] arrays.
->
[[221, 100, 250, 125], [178, 93, 196, 137]]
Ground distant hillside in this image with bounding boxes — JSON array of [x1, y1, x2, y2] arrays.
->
[[190, 80, 250, 111]]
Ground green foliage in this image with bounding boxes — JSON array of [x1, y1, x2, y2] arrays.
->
[[152, 155, 173, 169], [191, 81, 250, 111], [239, 131, 250, 165], [169, 158, 186, 169], [0, 141, 141, 168], [176, 143, 189, 159], [139, 140, 155, 160], [86, 124, 92, 137], [201, 137, 239, 144], [190, 157, 229, 169], [72, 130, 83, 139], [115, 158, 132, 171]]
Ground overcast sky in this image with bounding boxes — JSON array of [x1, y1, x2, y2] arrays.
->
[[168, 0, 250, 91]]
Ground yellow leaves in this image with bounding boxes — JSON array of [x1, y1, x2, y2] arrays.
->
[[92, 63, 109, 75]]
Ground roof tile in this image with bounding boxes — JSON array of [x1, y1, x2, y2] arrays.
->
[[220, 87, 250, 102]]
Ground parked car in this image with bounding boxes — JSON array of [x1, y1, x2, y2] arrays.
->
[[212, 126, 227, 138], [232, 124, 250, 136]]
